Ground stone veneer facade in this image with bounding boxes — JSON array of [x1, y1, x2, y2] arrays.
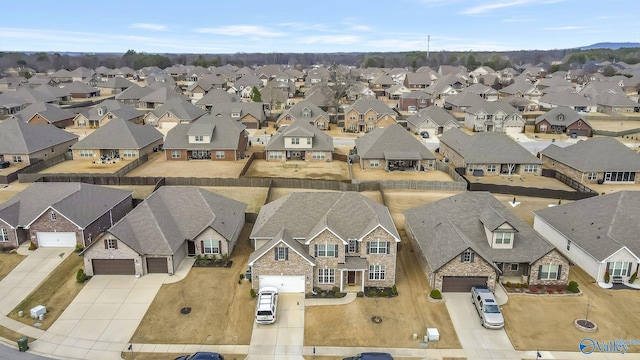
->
[[435, 251, 498, 292], [528, 250, 570, 286], [541, 155, 640, 185]]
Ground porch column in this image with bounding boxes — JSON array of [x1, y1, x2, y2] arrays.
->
[[340, 270, 344, 292], [361, 270, 365, 292]]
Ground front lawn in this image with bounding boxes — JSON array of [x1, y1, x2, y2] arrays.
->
[[8, 253, 86, 330], [0, 253, 26, 281]]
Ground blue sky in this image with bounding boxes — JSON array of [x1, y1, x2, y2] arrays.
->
[[1, 0, 638, 54]]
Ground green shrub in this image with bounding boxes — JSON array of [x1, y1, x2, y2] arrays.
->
[[391, 285, 398, 296], [379, 290, 388, 297], [250, 288, 257, 298], [239, 274, 245, 281], [356, 291, 364, 297], [630, 271, 638, 284], [505, 281, 512, 288], [320, 291, 327, 298], [335, 292, 346, 298], [196, 254, 202, 261], [313, 287, 321, 293], [522, 283, 529, 289], [28, 242, 37, 251], [368, 290, 378, 297], [75, 243, 84, 252], [332, 286, 340, 293], [568, 281, 579, 293], [76, 269, 87, 283], [429, 289, 442, 299], [514, 283, 521, 289]]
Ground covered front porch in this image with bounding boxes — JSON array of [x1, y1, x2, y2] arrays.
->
[[339, 257, 368, 293]]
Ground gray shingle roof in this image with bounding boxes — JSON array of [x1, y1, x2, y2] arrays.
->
[[406, 105, 458, 128], [541, 138, 640, 172], [439, 128, 542, 165], [444, 91, 487, 108], [0, 118, 78, 154], [195, 89, 240, 105], [71, 118, 163, 150], [248, 229, 315, 266], [15, 102, 75, 124], [0, 182, 131, 228], [61, 81, 98, 94], [139, 87, 187, 104], [115, 84, 153, 101], [100, 77, 134, 89], [534, 106, 588, 126], [209, 102, 266, 121], [276, 100, 328, 124], [404, 192, 555, 270], [81, 100, 143, 122], [538, 92, 595, 107], [265, 120, 333, 152], [534, 191, 640, 261], [106, 186, 246, 256], [354, 124, 435, 160], [465, 100, 519, 116], [150, 97, 206, 121], [163, 114, 247, 151], [250, 192, 399, 242], [343, 98, 395, 117]]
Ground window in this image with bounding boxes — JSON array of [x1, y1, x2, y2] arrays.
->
[[369, 265, 386, 280], [539, 264, 559, 280], [269, 151, 283, 160], [122, 150, 136, 158], [317, 122, 325, 129], [195, 135, 204, 142], [316, 244, 336, 257], [291, 137, 300, 145], [486, 164, 497, 173], [307, 137, 311, 145], [146, 119, 155, 125], [604, 172, 636, 183], [609, 262, 630, 277], [171, 151, 181, 159], [50, 212, 57, 221], [106, 238, 117, 250], [510, 263, 519, 271], [366, 124, 374, 132], [203, 240, 220, 254], [539, 124, 547, 132], [370, 159, 379, 168], [523, 165, 538, 173], [348, 239, 357, 253], [312, 152, 325, 160], [494, 231, 512, 245], [577, 120, 582, 126], [0, 228, 8, 242], [368, 115, 375, 121], [367, 241, 388, 254], [587, 172, 597, 181], [349, 123, 356, 131], [12, 155, 22, 163], [318, 268, 335, 284], [461, 250, 473, 263], [215, 151, 225, 159], [79, 150, 93, 158], [275, 246, 288, 260], [349, 115, 356, 120], [78, 119, 86, 126]]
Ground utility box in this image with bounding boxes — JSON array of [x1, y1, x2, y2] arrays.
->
[[30, 305, 46, 319], [17, 336, 28, 352], [427, 328, 440, 341]]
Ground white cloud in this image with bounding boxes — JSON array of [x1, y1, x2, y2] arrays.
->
[[351, 25, 372, 31], [461, 0, 566, 15], [543, 26, 586, 30], [195, 25, 284, 37], [277, 22, 329, 32], [130, 23, 168, 31], [298, 35, 360, 45]]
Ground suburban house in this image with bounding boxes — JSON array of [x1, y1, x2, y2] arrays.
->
[[264, 120, 333, 162], [97, 77, 134, 95], [396, 91, 434, 112], [405, 192, 570, 292], [82, 186, 246, 276], [114, 84, 154, 106], [439, 128, 542, 176], [533, 191, 640, 284], [405, 105, 460, 136], [195, 89, 241, 112], [247, 192, 400, 293], [71, 118, 163, 161], [276, 100, 330, 129], [0, 182, 132, 250], [74, 100, 144, 128], [540, 137, 640, 185], [143, 97, 207, 130], [13, 102, 75, 128], [209, 102, 266, 130], [534, 106, 593, 137], [138, 86, 187, 109], [163, 114, 248, 161], [462, 83, 500, 101], [538, 92, 598, 113], [386, 84, 412, 100], [404, 72, 433, 89], [353, 124, 436, 171], [343, 98, 397, 132], [463, 101, 525, 133], [0, 118, 78, 167], [444, 91, 486, 113], [594, 93, 640, 114], [60, 81, 100, 99], [499, 81, 543, 101]]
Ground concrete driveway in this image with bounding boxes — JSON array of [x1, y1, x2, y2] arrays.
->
[[444, 293, 518, 360], [30, 274, 165, 360], [247, 293, 305, 360]]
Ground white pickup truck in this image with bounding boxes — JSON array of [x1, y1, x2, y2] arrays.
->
[[471, 286, 504, 329]]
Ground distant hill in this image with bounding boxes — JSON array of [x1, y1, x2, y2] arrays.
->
[[580, 42, 640, 50]]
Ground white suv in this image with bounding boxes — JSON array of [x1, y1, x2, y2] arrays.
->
[[255, 287, 278, 324]]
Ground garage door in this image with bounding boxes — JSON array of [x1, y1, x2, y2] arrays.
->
[[570, 129, 589, 137], [92, 259, 135, 275], [259, 275, 305, 293], [147, 258, 168, 273], [37, 232, 76, 247], [442, 276, 488, 292], [242, 121, 258, 129], [505, 126, 522, 134], [160, 122, 177, 130]]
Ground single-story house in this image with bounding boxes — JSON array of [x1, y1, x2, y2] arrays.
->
[[209, 102, 267, 130], [83, 186, 246, 276], [405, 105, 459, 137], [534, 106, 593, 137], [248, 192, 400, 293], [13, 102, 75, 128], [0, 118, 78, 166], [143, 97, 206, 130], [74, 99, 144, 129]]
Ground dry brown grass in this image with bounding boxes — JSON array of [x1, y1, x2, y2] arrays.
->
[[0, 182, 31, 204], [503, 266, 640, 352], [0, 325, 35, 342], [470, 173, 575, 191], [103, 185, 156, 199], [199, 186, 269, 214], [0, 253, 26, 281], [352, 164, 454, 182], [492, 194, 572, 226], [126, 152, 247, 178], [245, 159, 349, 181], [39, 159, 131, 174], [130, 225, 255, 345], [8, 253, 86, 330]]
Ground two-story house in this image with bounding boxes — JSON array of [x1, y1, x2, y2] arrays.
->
[[264, 120, 333, 162], [247, 192, 400, 293], [463, 100, 525, 133], [276, 100, 330, 129], [343, 98, 397, 132]]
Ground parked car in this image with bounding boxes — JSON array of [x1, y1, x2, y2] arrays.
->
[[420, 131, 430, 138], [344, 353, 393, 360], [174, 352, 224, 360], [471, 286, 504, 329], [255, 287, 278, 324]]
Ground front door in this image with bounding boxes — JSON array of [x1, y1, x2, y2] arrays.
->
[[347, 271, 356, 284], [187, 241, 196, 256]]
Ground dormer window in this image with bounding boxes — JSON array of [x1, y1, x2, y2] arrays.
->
[[302, 108, 311, 117], [195, 135, 203, 142], [494, 231, 512, 245], [231, 112, 240, 118]]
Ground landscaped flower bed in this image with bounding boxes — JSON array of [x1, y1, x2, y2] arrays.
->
[[306, 286, 347, 299], [192, 254, 232, 268], [502, 281, 579, 295]]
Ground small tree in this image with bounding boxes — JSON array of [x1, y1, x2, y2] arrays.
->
[[76, 269, 87, 283], [604, 269, 610, 283], [250, 288, 257, 298], [429, 289, 442, 299], [568, 281, 579, 293], [250, 86, 262, 102]]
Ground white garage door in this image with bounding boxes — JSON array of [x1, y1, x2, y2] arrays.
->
[[505, 125, 522, 134], [160, 121, 177, 130], [37, 232, 76, 247], [259, 275, 305, 293]]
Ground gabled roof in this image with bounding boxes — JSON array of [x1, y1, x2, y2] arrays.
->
[[500, 80, 538, 95], [464, 83, 499, 96], [354, 124, 435, 160], [195, 89, 240, 105], [163, 114, 246, 151], [150, 97, 206, 121], [15, 102, 75, 124], [539, 92, 596, 107], [81, 99, 143, 121], [100, 77, 134, 89], [209, 102, 266, 121], [465, 99, 520, 115], [534, 191, 640, 261], [440, 128, 542, 164], [399, 90, 432, 100], [370, 74, 395, 86], [250, 192, 399, 243], [445, 91, 486, 108], [33, 84, 70, 99], [248, 229, 315, 266], [105, 186, 246, 256], [71, 118, 163, 150], [344, 98, 395, 116], [276, 100, 328, 123], [406, 105, 459, 128], [0, 118, 78, 154], [534, 106, 588, 126], [265, 120, 333, 152], [304, 83, 335, 107], [0, 182, 131, 228], [61, 81, 98, 94], [115, 84, 154, 101], [139, 86, 187, 104], [404, 192, 555, 270], [541, 137, 640, 172], [594, 93, 638, 107]]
